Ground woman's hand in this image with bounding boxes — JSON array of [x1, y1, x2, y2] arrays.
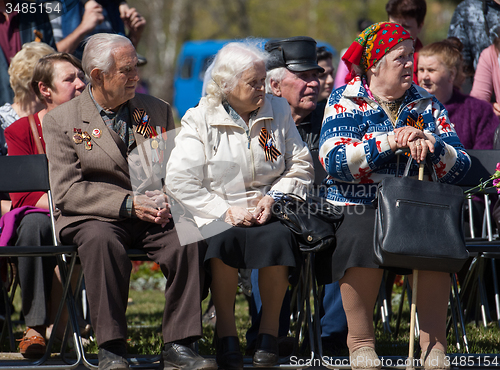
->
[[224, 206, 256, 227], [390, 126, 436, 163], [252, 195, 275, 225], [493, 102, 500, 117], [145, 190, 169, 210]]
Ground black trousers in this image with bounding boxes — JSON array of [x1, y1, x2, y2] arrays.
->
[[16, 212, 55, 327]]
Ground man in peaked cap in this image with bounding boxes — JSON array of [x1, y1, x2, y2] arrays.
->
[[265, 36, 324, 126]]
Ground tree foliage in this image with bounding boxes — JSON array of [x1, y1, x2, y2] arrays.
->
[[130, 0, 461, 112]]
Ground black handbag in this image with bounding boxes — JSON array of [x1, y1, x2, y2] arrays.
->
[[272, 193, 344, 253], [372, 157, 469, 273]]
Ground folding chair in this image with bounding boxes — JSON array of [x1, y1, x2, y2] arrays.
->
[[0, 154, 82, 369], [458, 149, 500, 328], [289, 253, 323, 361], [288, 156, 329, 364]]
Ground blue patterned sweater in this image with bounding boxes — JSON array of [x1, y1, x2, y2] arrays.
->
[[318, 76, 471, 205]]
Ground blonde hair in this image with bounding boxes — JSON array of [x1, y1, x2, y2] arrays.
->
[[205, 41, 269, 109], [8, 42, 56, 106], [419, 37, 466, 88]]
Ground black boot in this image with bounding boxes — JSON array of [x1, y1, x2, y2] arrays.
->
[[252, 333, 278, 367], [214, 335, 243, 370]]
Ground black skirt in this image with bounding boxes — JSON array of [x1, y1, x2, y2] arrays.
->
[[315, 205, 408, 285], [203, 218, 300, 270]]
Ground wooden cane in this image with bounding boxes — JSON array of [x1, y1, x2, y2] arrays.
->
[[407, 161, 425, 370]]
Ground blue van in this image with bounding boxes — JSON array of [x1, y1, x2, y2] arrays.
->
[[173, 39, 336, 118]]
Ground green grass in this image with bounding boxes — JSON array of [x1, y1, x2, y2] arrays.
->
[[3, 262, 500, 357]]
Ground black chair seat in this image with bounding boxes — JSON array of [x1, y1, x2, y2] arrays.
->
[[0, 245, 77, 257], [0, 154, 82, 367]]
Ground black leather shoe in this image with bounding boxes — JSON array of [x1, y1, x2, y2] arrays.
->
[[253, 333, 278, 367], [214, 335, 243, 370], [163, 343, 217, 370], [98, 348, 130, 370]]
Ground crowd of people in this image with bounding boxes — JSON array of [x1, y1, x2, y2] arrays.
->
[[0, 0, 498, 370]]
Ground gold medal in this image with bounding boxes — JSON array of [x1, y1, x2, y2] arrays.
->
[[82, 131, 91, 141], [151, 139, 159, 149], [73, 133, 83, 144]]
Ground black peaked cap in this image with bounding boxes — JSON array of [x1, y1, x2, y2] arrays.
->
[[265, 36, 325, 73]]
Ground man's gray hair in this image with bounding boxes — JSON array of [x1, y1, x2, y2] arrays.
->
[[82, 33, 133, 83], [265, 67, 288, 94]]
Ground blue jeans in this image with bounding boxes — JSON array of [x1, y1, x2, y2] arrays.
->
[[320, 282, 347, 348]]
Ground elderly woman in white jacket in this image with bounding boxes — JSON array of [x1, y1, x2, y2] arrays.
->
[[166, 41, 313, 370]]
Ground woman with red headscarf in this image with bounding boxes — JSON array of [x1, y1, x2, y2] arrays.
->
[[317, 22, 471, 369]]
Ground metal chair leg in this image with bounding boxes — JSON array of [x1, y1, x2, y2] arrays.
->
[[0, 280, 15, 351], [452, 273, 469, 353], [394, 276, 407, 339], [490, 259, 500, 325], [377, 270, 391, 333], [477, 257, 491, 327]]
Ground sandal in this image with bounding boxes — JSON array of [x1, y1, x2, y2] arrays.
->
[[18, 328, 46, 358]]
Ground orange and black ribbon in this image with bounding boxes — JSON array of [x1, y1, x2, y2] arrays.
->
[[133, 108, 152, 138], [258, 127, 281, 162], [401, 114, 425, 158], [406, 114, 424, 130]]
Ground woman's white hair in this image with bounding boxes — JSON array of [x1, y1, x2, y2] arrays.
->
[[82, 33, 133, 83], [265, 67, 287, 94], [205, 40, 269, 109]]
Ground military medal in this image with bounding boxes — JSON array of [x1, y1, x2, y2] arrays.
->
[[151, 139, 159, 149], [73, 133, 83, 144], [73, 128, 83, 144], [82, 131, 92, 150], [92, 128, 101, 138]]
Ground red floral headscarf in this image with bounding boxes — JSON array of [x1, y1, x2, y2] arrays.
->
[[342, 22, 413, 80]]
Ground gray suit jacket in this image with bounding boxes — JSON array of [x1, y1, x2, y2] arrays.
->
[[43, 85, 175, 236]]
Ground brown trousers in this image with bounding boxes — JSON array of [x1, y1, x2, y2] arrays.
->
[[61, 217, 206, 346]]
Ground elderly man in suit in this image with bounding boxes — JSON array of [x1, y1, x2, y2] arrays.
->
[[43, 33, 217, 370]]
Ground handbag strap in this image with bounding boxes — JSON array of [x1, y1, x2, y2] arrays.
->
[[28, 114, 44, 155], [395, 150, 438, 182]]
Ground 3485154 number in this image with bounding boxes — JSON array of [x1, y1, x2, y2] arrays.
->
[[5, 2, 61, 14]]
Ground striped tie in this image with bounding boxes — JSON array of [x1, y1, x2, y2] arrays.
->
[[258, 127, 281, 162]]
